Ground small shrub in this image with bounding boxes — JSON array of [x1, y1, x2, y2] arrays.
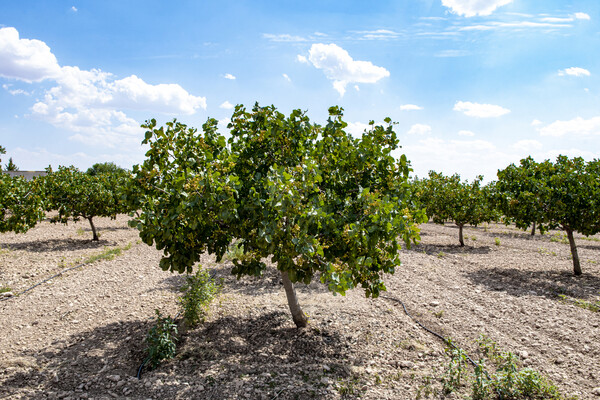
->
[[442, 335, 574, 400], [442, 340, 469, 394], [146, 309, 178, 368], [0, 286, 12, 294], [494, 238, 501, 246], [472, 360, 492, 399], [179, 267, 221, 327]]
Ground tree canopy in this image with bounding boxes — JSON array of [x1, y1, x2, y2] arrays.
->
[[497, 155, 600, 275], [131, 103, 426, 327], [415, 171, 498, 246], [0, 174, 45, 234], [43, 166, 131, 240], [86, 162, 129, 176]]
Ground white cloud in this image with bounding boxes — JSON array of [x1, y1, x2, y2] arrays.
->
[[262, 33, 306, 42], [538, 116, 600, 137], [558, 67, 590, 77], [574, 12, 591, 20], [0, 27, 206, 149], [354, 29, 402, 40], [453, 101, 510, 118], [512, 139, 542, 151], [282, 73, 291, 82], [71, 6, 77, 12], [217, 118, 231, 131], [297, 55, 308, 64], [109, 74, 206, 114], [304, 43, 390, 96], [2, 84, 30, 96], [540, 17, 573, 23], [458, 130, 475, 136], [531, 119, 542, 126], [11, 146, 144, 171], [223, 73, 236, 80], [442, 0, 513, 17], [219, 101, 234, 110], [458, 20, 571, 31], [401, 137, 508, 181], [0, 27, 61, 82], [345, 122, 373, 137], [434, 49, 471, 57], [400, 104, 423, 111], [354, 85, 360, 91], [407, 124, 432, 135]]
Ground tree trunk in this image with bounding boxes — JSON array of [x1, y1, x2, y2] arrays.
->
[[565, 229, 582, 276], [531, 222, 536, 236], [281, 270, 308, 328], [88, 217, 99, 241], [458, 224, 464, 247]]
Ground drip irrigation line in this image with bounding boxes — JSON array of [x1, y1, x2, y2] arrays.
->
[[0, 261, 89, 302], [136, 357, 150, 379], [381, 295, 502, 400]]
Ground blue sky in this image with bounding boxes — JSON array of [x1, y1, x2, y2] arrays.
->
[[1, 0, 598, 180]]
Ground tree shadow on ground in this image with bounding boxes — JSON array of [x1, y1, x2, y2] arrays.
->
[[0, 237, 114, 253], [146, 274, 187, 294], [170, 310, 354, 399], [464, 267, 600, 300], [0, 319, 151, 400], [410, 242, 492, 256], [0, 312, 355, 400], [208, 261, 331, 297]]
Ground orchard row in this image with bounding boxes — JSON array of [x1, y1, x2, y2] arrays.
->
[[1, 104, 599, 326]]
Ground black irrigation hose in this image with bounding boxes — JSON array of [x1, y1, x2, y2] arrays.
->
[[0, 261, 89, 302], [381, 295, 503, 400], [136, 357, 150, 379]]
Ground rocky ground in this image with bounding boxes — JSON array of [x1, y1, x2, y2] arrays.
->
[[0, 216, 599, 399]]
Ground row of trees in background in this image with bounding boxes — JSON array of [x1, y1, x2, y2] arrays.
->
[[415, 156, 600, 276], [0, 162, 131, 240]]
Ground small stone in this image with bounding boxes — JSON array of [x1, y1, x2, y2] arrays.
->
[[0, 292, 14, 298], [398, 360, 415, 369], [322, 364, 331, 372], [430, 301, 440, 307], [554, 359, 564, 365], [592, 387, 600, 396], [107, 375, 121, 382], [520, 351, 529, 359]]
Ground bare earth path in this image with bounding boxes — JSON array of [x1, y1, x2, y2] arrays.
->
[[1, 217, 599, 399]]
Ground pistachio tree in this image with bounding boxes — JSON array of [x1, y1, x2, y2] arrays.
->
[[537, 156, 599, 275], [417, 172, 498, 246], [43, 166, 131, 240], [0, 173, 45, 233], [496, 156, 546, 236], [131, 104, 425, 327]]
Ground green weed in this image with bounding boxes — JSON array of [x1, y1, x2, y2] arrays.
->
[[179, 267, 222, 327], [558, 294, 600, 312], [83, 242, 132, 264], [550, 233, 568, 244], [494, 238, 501, 246], [441, 335, 574, 399], [146, 309, 178, 368]]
